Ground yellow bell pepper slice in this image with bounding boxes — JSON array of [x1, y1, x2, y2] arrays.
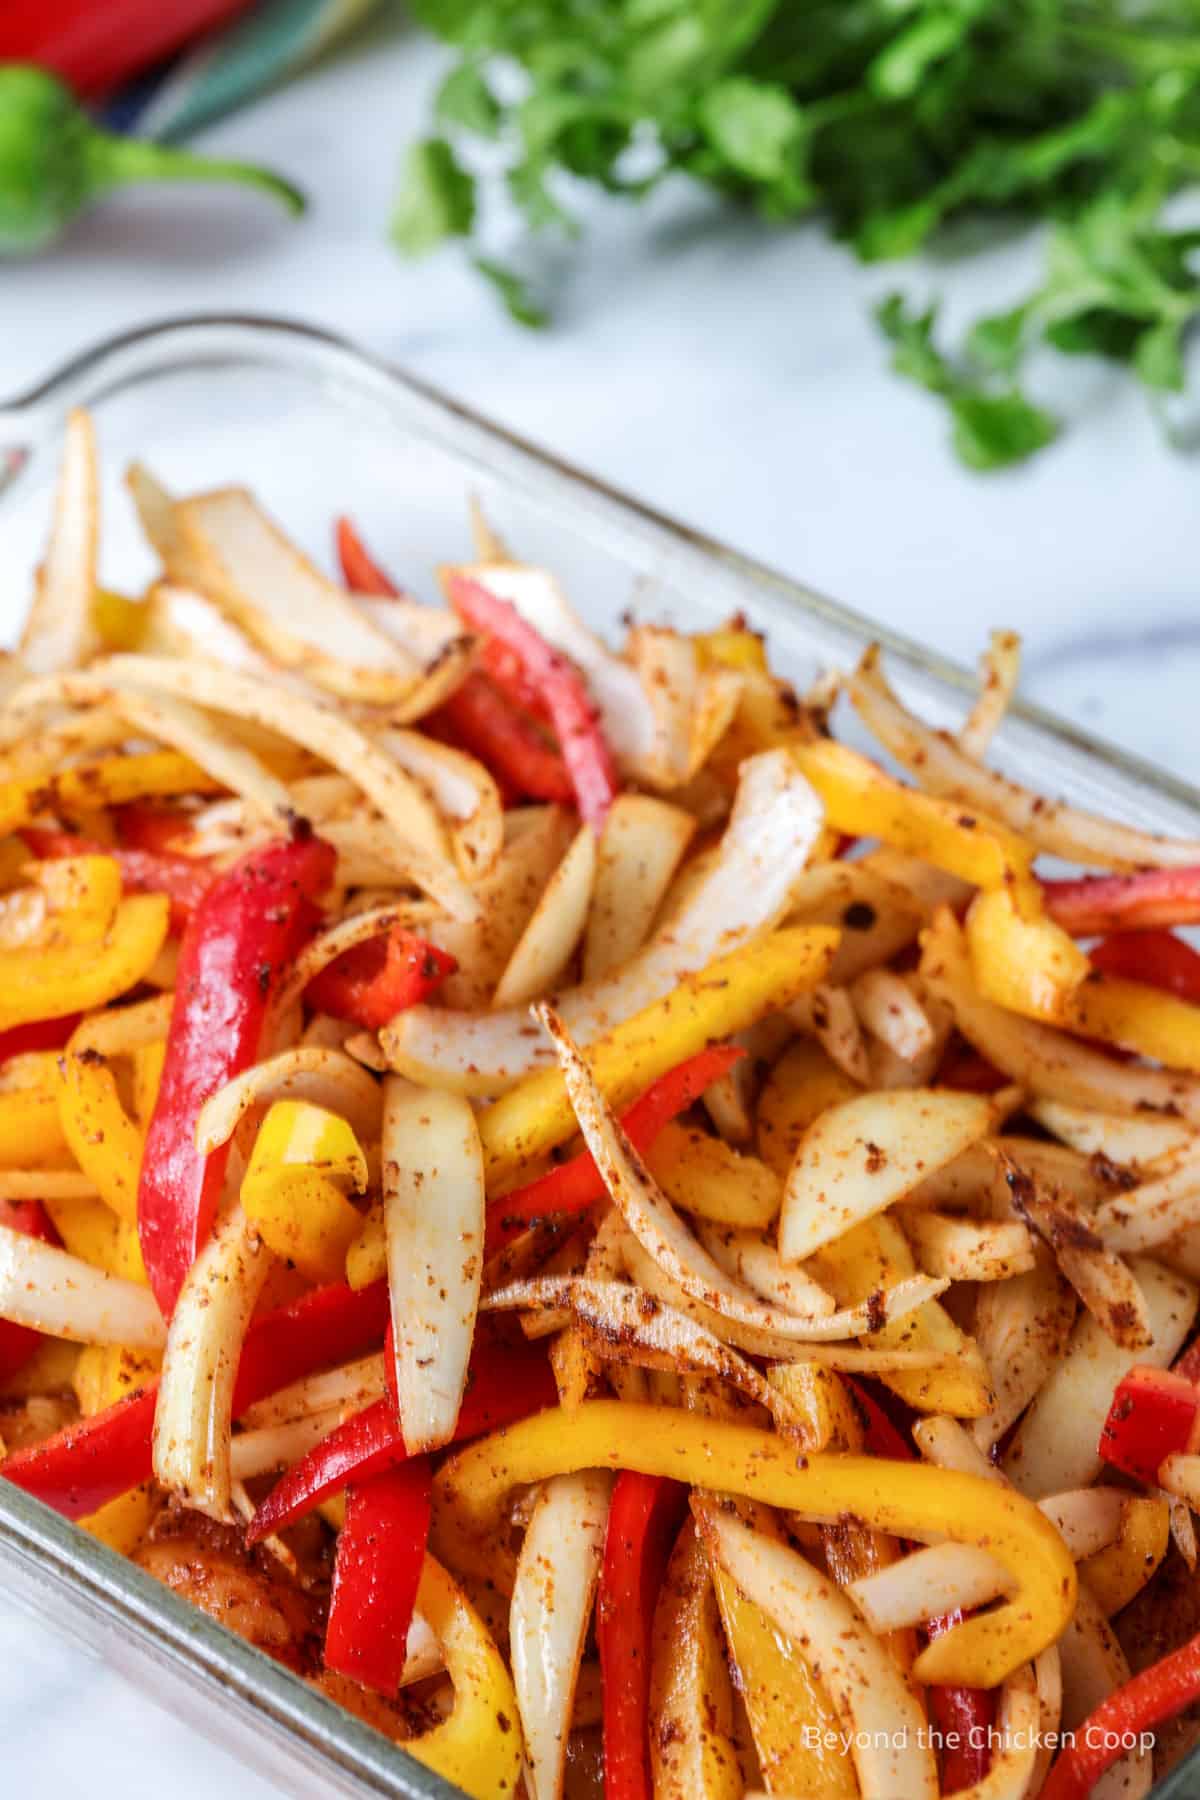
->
[[0, 1086, 72, 1168], [28, 855, 123, 949], [0, 749, 219, 838], [1060, 975, 1200, 1074], [1079, 1495, 1170, 1617], [401, 1554, 523, 1800], [478, 926, 839, 1190], [56, 1050, 145, 1225], [92, 587, 148, 652], [242, 1100, 368, 1284], [809, 1213, 993, 1418], [756, 1038, 859, 1179], [967, 887, 1091, 1020], [73, 1341, 161, 1552], [0, 893, 169, 1031], [433, 1401, 1073, 1687], [792, 738, 1035, 902], [131, 1039, 167, 1125], [713, 1565, 857, 1800], [649, 1519, 743, 1800], [645, 1121, 781, 1229], [44, 1195, 148, 1284]]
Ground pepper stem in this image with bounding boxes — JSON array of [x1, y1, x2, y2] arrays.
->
[[85, 129, 305, 217]]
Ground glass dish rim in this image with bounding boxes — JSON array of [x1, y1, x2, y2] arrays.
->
[[0, 310, 1196, 1800]]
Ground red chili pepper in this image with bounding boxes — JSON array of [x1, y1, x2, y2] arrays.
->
[[305, 926, 456, 1032], [446, 573, 619, 829], [1098, 1364, 1200, 1484], [2, 1277, 388, 1519], [1042, 866, 1200, 938], [1089, 928, 1200, 1005], [484, 1044, 744, 1257], [248, 1336, 556, 1541], [137, 830, 335, 1316], [324, 1457, 432, 1696], [0, 0, 257, 96], [845, 1377, 994, 1792], [0, 1016, 81, 1064], [433, 672, 576, 803], [598, 1473, 689, 1800], [1040, 1629, 1200, 1800], [0, 1199, 60, 1380], [22, 828, 215, 933]]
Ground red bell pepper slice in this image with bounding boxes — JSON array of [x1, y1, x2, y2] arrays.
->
[[137, 829, 335, 1316], [324, 1457, 432, 1696], [477, 634, 553, 725], [445, 573, 619, 830], [114, 803, 193, 857], [1043, 866, 1200, 938], [335, 514, 575, 806], [2, 1277, 389, 1519], [1089, 928, 1200, 1005], [1040, 1629, 1200, 1800], [0, 1016, 81, 1064], [846, 1377, 994, 1791], [484, 1044, 745, 1257], [0, 1199, 60, 1380], [598, 1473, 689, 1800], [22, 827, 215, 933], [1098, 1364, 1200, 1484], [247, 1336, 557, 1541], [305, 926, 456, 1032]]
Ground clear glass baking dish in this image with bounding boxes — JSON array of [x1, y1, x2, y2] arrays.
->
[[0, 313, 1197, 1800]]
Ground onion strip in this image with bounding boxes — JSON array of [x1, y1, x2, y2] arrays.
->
[[0, 1223, 164, 1349]]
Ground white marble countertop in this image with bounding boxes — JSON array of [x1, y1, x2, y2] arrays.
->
[[1, 18, 1198, 1799]]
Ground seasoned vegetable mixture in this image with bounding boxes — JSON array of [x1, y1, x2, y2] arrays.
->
[[3, 412, 1200, 1798]]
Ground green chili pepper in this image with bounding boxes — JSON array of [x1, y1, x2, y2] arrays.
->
[[0, 64, 305, 255]]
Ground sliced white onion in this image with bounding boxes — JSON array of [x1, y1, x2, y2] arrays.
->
[[1092, 1142, 1200, 1251], [69, 656, 480, 920], [510, 1469, 612, 1800], [383, 747, 823, 1089], [922, 908, 1200, 1123], [383, 1077, 484, 1454], [0, 1224, 165, 1349], [153, 1204, 274, 1519], [705, 1513, 938, 1800], [779, 1087, 993, 1263], [374, 727, 502, 882], [958, 629, 1022, 761], [913, 1415, 1004, 1480], [20, 409, 99, 676], [486, 1275, 782, 1418], [1159, 1452, 1200, 1510], [622, 1231, 947, 1364], [1028, 1098, 1194, 1167], [693, 1221, 836, 1317], [850, 968, 935, 1065], [542, 1004, 948, 1345], [230, 1410, 341, 1480], [1038, 1487, 1126, 1560], [583, 794, 695, 981], [970, 1246, 1077, 1454], [847, 1542, 1013, 1632], [1169, 1493, 1198, 1569], [445, 561, 655, 766], [240, 1353, 386, 1430], [1004, 1255, 1197, 1496], [68, 993, 175, 1058], [196, 1048, 382, 1156], [492, 825, 596, 1008], [901, 1211, 1035, 1282], [1058, 1583, 1152, 1800], [788, 982, 870, 1083], [852, 645, 1200, 872]]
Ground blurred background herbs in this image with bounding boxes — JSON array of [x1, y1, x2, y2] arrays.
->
[[397, 0, 1200, 467]]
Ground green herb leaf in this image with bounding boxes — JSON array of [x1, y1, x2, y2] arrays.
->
[[949, 391, 1059, 470], [391, 138, 475, 256], [473, 257, 550, 328], [699, 78, 804, 184], [435, 62, 501, 138]]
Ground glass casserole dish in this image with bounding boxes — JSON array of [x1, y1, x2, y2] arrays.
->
[[0, 312, 1197, 1800]]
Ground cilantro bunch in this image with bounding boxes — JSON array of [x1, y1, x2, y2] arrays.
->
[[396, 0, 1200, 469]]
